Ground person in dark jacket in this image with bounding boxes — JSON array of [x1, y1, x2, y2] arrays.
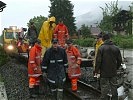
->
[[27, 22, 38, 46], [94, 34, 122, 100], [41, 38, 68, 100]]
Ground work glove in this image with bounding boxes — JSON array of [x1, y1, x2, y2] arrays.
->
[[42, 72, 47, 78], [121, 63, 126, 69], [66, 68, 68, 73], [33, 67, 38, 73], [96, 73, 100, 78], [94, 73, 100, 79], [71, 63, 79, 68], [34, 67, 38, 71]]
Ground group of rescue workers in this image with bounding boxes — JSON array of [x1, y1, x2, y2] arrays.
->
[[27, 16, 122, 100], [27, 16, 81, 100]]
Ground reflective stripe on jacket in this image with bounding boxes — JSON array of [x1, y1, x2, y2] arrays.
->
[[42, 47, 68, 84], [28, 44, 42, 77], [54, 24, 69, 48], [66, 45, 81, 79]]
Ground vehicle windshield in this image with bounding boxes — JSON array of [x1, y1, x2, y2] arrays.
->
[[5, 32, 18, 39]]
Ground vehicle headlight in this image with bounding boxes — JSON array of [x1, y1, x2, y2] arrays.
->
[[7, 45, 14, 50], [29, 46, 32, 49]]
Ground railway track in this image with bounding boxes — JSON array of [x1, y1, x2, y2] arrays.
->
[[64, 80, 101, 100], [9, 53, 102, 100]]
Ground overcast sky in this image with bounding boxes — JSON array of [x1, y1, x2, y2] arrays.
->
[[0, 0, 132, 35]]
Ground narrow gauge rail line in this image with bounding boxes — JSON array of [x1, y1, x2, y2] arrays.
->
[[64, 80, 101, 100]]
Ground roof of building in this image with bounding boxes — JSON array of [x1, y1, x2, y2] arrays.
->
[[90, 27, 101, 36]]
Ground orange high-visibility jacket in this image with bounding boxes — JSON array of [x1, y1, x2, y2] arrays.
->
[[28, 44, 42, 77], [66, 45, 81, 79], [54, 23, 69, 47]]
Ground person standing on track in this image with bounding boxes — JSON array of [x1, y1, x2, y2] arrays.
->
[[53, 18, 69, 48], [93, 32, 104, 71], [27, 22, 38, 47], [41, 38, 68, 100], [94, 34, 122, 100], [28, 39, 42, 98], [38, 16, 56, 58], [66, 39, 82, 92]]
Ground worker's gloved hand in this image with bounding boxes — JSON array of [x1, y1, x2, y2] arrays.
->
[[75, 63, 79, 68], [96, 74, 100, 78], [34, 67, 38, 71], [121, 63, 126, 69], [94, 73, 100, 79], [71, 64, 79, 68], [66, 68, 68, 73], [34, 67, 39, 74], [42, 72, 47, 78]]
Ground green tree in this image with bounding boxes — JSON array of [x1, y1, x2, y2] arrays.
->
[[99, 0, 121, 33], [28, 15, 47, 36], [112, 10, 132, 34], [49, 0, 76, 35], [0, 34, 3, 44], [80, 24, 91, 38]]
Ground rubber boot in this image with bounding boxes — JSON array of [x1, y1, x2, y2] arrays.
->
[[57, 91, 63, 100], [51, 91, 57, 100], [71, 78, 78, 92], [29, 88, 38, 98], [35, 85, 39, 95]]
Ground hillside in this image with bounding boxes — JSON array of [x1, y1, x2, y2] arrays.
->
[[75, 11, 103, 29]]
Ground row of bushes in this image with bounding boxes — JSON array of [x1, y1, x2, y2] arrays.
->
[[73, 38, 95, 47], [112, 35, 133, 49], [73, 35, 133, 49]]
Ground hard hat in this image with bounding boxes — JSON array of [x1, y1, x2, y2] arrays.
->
[[66, 39, 73, 44], [49, 16, 56, 22], [52, 38, 58, 43]]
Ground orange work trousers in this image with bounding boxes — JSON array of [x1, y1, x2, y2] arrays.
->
[[29, 77, 40, 88], [71, 78, 78, 91]]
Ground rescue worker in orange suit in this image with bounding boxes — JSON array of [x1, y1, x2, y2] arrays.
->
[[38, 16, 56, 58], [66, 39, 82, 92], [53, 18, 69, 48], [41, 38, 68, 100], [28, 39, 42, 98]]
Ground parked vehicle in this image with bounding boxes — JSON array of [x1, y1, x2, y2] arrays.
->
[[2, 26, 29, 54]]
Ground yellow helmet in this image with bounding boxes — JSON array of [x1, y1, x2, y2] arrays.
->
[[49, 16, 56, 22]]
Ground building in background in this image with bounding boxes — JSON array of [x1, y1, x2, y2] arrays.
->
[[90, 26, 101, 36]]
